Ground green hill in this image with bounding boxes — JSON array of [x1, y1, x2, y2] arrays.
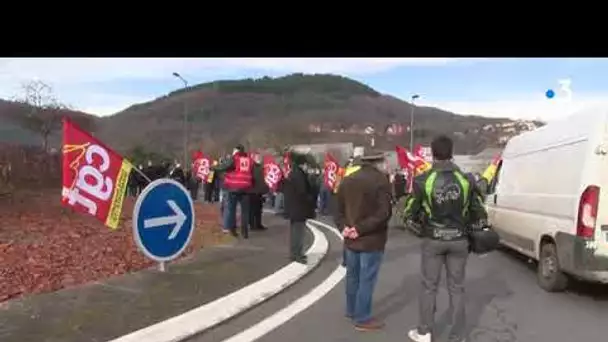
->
[[98, 74, 521, 156]]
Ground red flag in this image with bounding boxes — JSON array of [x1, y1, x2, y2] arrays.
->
[[192, 150, 203, 161], [396, 145, 416, 192], [263, 154, 283, 191], [491, 153, 502, 165], [396, 145, 431, 192], [324, 153, 339, 191], [61, 117, 133, 230], [414, 144, 432, 174], [397, 145, 430, 171], [395, 145, 410, 170], [414, 144, 432, 163], [192, 152, 211, 181]]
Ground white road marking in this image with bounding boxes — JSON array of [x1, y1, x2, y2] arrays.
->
[[221, 219, 346, 342], [107, 221, 328, 342]]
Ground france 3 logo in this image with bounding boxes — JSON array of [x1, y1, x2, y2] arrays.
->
[[545, 78, 573, 102]]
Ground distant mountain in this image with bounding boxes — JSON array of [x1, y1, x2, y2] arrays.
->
[[0, 73, 543, 157]]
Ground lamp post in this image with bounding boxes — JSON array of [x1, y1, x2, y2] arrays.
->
[[172, 72, 189, 168], [409, 94, 420, 150]]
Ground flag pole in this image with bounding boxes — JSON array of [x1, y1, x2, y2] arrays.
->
[[130, 162, 152, 184]]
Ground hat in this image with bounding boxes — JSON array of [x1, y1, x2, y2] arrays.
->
[[356, 150, 386, 163]]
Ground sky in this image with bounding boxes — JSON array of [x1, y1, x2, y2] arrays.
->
[[0, 57, 606, 122]]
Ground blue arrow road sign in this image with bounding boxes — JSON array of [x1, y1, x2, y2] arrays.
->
[[133, 178, 195, 263]]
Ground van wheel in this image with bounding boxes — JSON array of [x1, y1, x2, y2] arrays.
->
[[537, 242, 568, 292]]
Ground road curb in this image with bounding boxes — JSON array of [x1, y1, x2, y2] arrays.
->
[[221, 218, 346, 342], [107, 213, 329, 342]]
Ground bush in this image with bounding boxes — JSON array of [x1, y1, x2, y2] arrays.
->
[[0, 143, 61, 191]]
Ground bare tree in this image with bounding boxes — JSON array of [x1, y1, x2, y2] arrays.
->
[[14, 80, 68, 152]]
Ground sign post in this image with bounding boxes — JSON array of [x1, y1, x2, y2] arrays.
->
[[133, 178, 195, 272]]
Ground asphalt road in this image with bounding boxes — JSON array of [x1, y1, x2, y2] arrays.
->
[[190, 218, 608, 342]]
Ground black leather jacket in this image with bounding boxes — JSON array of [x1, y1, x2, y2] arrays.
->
[[403, 160, 487, 240]]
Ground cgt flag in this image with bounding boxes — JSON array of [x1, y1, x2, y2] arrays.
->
[[324, 152, 339, 191], [396, 145, 431, 192], [263, 154, 283, 192], [61, 117, 133, 230], [413, 144, 432, 174], [192, 152, 211, 182]]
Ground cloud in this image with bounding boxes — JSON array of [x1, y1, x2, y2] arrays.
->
[[75, 93, 153, 116], [0, 58, 490, 116], [419, 93, 608, 122], [0, 58, 485, 85]]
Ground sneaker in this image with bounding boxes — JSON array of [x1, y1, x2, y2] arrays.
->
[[354, 319, 384, 332], [408, 329, 431, 342]]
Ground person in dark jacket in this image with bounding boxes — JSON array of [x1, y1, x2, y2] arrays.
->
[[403, 135, 488, 342], [210, 160, 220, 202], [186, 170, 200, 201], [169, 162, 186, 185], [393, 170, 406, 200], [335, 152, 393, 332], [308, 168, 322, 212], [203, 174, 213, 202], [282, 152, 316, 264], [249, 155, 269, 231]]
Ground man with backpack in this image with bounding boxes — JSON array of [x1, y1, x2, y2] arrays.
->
[[403, 135, 488, 342]]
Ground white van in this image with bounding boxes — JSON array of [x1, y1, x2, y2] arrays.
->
[[486, 107, 608, 292]]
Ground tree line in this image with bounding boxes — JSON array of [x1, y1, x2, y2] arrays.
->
[[169, 73, 381, 97]]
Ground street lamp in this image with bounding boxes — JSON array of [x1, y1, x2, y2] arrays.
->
[[172, 72, 189, 168], [409, 94, 420, 150]]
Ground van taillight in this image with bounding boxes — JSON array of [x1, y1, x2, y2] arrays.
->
[[577, 185, 600, 238]]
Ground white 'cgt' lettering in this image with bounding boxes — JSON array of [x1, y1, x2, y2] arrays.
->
[[327, 162, 337, 184], [67, 144, 114, 215]]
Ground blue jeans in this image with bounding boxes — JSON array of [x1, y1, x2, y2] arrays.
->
[[219, 189, 228, 220], [345, 248, 384, 324], [318, 186, 331, 215], [223, 191, 250, 236]]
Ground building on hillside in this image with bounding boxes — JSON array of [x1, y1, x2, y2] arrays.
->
[[308, 124, 321, 133], [385, 123, 405, 136], [290, 142, 354, 165]]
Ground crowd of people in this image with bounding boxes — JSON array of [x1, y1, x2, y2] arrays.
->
[[128, 136, 491, 342]]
